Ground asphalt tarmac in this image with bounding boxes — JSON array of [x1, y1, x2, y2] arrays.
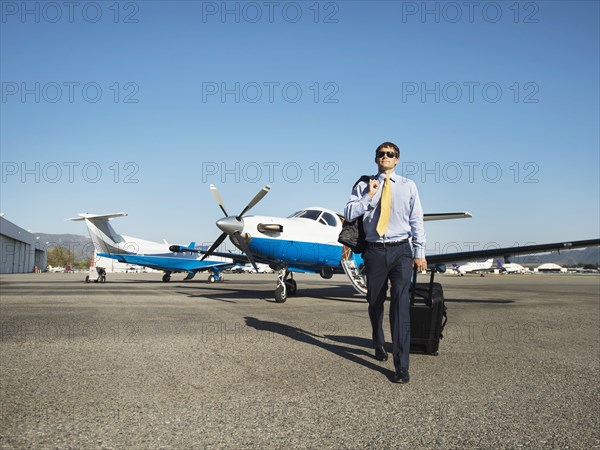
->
[[1, 272, 598, 449]]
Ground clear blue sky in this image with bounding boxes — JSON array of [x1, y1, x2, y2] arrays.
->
[[1, 1, 599, 255]]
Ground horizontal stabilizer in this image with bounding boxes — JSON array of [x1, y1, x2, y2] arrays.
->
[[169, 244, 201, 253], [424, 212, 472, 221], [68, 212, 127, 222]]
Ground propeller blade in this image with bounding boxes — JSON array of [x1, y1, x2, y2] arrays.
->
[[201, 232, 228, 260], [237, 185, 271, 219], [209, 184, 228, 217], [233, 231, 259, 272]]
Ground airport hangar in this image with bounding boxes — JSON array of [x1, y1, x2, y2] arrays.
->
[[0, 215, 47, 274]]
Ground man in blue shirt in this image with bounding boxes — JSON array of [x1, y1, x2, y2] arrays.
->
[[344, 142, 427, 383]]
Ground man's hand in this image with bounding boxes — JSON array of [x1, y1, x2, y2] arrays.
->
[[368, 178, 379, 197], [414, 258, 427, 272]]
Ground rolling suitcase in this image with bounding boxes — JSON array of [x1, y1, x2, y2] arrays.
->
[[410, 271, 447, 355]]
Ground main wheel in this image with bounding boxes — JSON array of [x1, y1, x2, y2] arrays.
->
[[100, 275, 106, 283], [275, 285, 287, 303], [208, 275, 216, 283], [162, 274, 171, 282], [85, 275, 90, 283]]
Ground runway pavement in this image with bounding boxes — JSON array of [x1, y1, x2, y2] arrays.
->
[[1, 272, 598, 449]]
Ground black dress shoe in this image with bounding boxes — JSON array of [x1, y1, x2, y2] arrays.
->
[[374, 346, 388, 361], [392, 368, 410, 383]]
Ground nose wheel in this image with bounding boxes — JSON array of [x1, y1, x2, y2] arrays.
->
[[274, 268, 296, 303]]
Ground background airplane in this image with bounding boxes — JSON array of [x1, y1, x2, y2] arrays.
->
[[196, 185, 600, 302], [71, 213, 235, 282], [230, 263, 274, 274], [498, 261, 528, 274], [452, 259, 494, 276]]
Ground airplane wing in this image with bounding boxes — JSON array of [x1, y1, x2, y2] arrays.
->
[[424, 212, 472, 221], [101, 253, 235, 273], [427, 239, 600, 266], [337, 212, 472, 222]]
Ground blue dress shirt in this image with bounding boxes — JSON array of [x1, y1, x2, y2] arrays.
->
[[344, 172, 426, 258]]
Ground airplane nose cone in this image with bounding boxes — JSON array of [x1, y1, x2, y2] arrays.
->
[[216, 216, 244, 235]]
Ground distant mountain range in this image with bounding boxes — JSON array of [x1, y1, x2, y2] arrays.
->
[[512, 245, 599, 267], [35, 233, 600, 267]]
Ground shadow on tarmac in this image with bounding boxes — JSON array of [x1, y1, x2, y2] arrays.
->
[[175, 283, 366, 304], [444, 298, 514, 304], [244, 316, 394, 379]]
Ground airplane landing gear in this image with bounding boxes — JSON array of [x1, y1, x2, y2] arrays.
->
[[162, 272, 171, 282], [85, 267, 106, 283], [208, 270, 225, 283], [275, 268, 295, 303], [275, 285, 286, 303]]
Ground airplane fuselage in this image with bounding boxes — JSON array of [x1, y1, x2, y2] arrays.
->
[[244, 215, 343, 268], [227, 208, 345, 272]]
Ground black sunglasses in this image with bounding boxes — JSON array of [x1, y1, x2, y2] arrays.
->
[[377, 151, 398, 159]]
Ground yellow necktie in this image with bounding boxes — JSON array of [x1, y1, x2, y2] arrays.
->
[[376, 175, 391, 237]]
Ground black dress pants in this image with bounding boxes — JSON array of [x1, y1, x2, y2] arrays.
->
[[364, 242, 413, 371]]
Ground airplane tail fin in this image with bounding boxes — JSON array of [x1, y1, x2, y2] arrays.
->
[[69, 213, 129, 255]]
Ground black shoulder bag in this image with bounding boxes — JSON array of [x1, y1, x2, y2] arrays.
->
[[338, 175, 371, 254]]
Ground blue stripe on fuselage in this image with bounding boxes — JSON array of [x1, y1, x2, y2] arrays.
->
[[248, 237, 342, 267]]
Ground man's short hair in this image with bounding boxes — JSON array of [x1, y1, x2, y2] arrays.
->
[[375, 141, 400, 157]]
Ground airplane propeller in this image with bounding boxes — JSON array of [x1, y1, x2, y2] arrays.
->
[[202, 184, 271, 271], [209, 184, 228, 216], [236, 185, 270, 220]]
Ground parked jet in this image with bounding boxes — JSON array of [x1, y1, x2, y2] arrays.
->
[[498, 261, 528, 274], [452, 259, 494, 276], [196, 185, 600, 302], [71, 213, 235, 282]]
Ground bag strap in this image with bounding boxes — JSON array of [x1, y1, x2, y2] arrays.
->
[[440, 309, 448, 339]]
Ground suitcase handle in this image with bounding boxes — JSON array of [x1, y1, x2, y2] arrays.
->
[[410, 266, 436, 306]]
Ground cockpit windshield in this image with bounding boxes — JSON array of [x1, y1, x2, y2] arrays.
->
[[288, 209, 338, 227]]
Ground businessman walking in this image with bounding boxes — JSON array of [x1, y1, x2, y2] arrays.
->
[[344, 142, 427, 383]]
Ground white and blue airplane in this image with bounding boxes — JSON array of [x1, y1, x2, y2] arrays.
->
[[71, 213, 235, 283], [198, 185, 600, 303]]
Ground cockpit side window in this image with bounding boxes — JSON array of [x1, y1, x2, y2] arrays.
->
[[321, 212, 338, 227]]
